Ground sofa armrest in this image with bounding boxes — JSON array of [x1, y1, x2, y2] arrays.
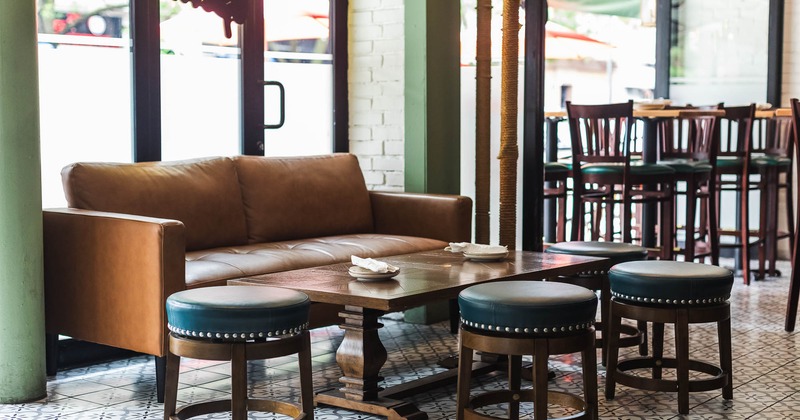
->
[[44, 208, 186, 357], [369, 192, 472, 242]]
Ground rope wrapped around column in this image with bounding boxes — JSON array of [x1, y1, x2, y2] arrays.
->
[[498, 0, 520, 249], [475, 0, 492, 244]]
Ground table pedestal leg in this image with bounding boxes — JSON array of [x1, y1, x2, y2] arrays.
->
[[315, 305, 428, 419], [336, 306, 386, 400]]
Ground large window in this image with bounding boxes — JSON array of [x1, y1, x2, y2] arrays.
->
[[38, 1, 132, 207], [669, 0, 769, 105]]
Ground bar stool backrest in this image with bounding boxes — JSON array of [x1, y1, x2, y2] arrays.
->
[[566, 100, 634, 166], [719, 104, 756, 160]]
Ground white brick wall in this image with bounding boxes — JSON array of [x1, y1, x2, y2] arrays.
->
[[349, 0, 405, 191]]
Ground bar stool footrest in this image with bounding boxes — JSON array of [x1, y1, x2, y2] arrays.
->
[[595, 323, 645, 349], [172, 398, 305, 420], [614, 357, 729, 393], [466, 389, 589, 420]]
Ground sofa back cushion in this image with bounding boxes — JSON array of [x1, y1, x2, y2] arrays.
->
[[62, 157, 248, 251], [234, 154, 374, 242]]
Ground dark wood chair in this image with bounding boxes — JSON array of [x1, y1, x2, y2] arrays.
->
[[784, 98, 800, 332], [716, 104, 762, 284], [544, 162, 570, 242], [752, 114, 794, 277], [566, 100, 675, 259], [658, 110, 720, 263]]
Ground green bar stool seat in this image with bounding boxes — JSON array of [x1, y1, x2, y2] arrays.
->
[[456, 281, 599, 419], [546, 241, 648, 363], [164, 286, 314, 420], [605, 261, 734, 415]]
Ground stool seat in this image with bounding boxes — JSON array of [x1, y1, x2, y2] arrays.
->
[[546, 241, 648, 267], [456, 281, 599, 419], [164, 286, 314, 420], [459, 281, 597, 335], [166, 286, 309, 340], [609, 261, 733, 305], [544, 161, 570, 175]]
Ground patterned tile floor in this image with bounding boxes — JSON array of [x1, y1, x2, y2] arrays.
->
[[3, 259, 800, 419]]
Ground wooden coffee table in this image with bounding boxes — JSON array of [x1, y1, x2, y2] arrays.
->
[[230, 249, 606, 419]]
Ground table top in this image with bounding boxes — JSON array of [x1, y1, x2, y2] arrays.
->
[[775, 108, 791, 117], [229, 249, 606, 312], [544, 109, 725, 119], [546, 108, 790, 119]]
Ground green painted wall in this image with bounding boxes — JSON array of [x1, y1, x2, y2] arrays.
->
[[404, 1, 461, 324], [404, 0, 461, 194], [0, 0, 47, 403]]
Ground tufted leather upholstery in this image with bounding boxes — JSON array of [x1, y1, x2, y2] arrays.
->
[[459, 281, 598, 335], [185, 234, 447, 287], [62, 157, 248, 251], [609, 261, 733, 305], [166, 286, 310, 339], [234, 154, 374, 243]]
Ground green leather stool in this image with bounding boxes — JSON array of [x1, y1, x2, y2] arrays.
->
[[605, 261, 734, 415], [456, 281, 598, 420], [545, 241, 648, 364], [164, 286, 314, 420]]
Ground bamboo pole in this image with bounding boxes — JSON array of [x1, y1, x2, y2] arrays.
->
[[498, 0, 520, 249]]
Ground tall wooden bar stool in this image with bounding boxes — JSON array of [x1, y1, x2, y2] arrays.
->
[[605, 261, 733, 415], [456, 281, 598, 420], [164, 286, 314, 420], [716, 104, 761, 283], [545, 241, 648, 364], [657, 111, 720, 263], [544, 162, 570, 243], [566, 101, 675, 259], [751, 114, 794, 277]]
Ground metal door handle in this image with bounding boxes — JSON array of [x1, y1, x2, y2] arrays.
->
[[262, 80, 285, 129]]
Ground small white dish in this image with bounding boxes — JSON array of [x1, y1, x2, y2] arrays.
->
[[348, 266, 399, 281], [463, 251, 509, 262]]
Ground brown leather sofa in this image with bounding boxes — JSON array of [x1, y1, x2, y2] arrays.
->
[[43, 153, 471, 393]]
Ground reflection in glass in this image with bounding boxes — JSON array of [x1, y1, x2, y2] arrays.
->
[[37, 0, 132, 207]]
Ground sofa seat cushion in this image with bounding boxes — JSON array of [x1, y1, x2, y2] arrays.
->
[[185, 234, 448, 287]]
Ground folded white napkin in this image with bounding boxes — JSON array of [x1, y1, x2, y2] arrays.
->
[[351, 256, 399, 273], [446, 242, 508, 254]]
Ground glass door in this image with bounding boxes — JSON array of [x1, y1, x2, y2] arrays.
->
[[262, 0, 332, 157], [37, 0, 133, 207], [160, 1, 241, 160]]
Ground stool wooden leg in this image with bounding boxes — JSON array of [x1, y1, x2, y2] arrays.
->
[[604, 304, 622, 400], [637, 321, 648, 356], [231, 343, 247, 420], [508, 355, 522, 419], [163, 352, 180, 420], [719, 316, 734, 400], [675, 309, 690, 415], [582, 331, 598, 420], [600, 279, 611, 366], [533, 340, 549, 419], [455, 335, 474, 420], [298, 331, 315, 419], [652, 322, 665, 380]]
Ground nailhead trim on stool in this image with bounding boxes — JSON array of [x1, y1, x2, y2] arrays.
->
[[605, 260, 734, 415], [163, 285, 314, 420], [456, 281, 599, 419]]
